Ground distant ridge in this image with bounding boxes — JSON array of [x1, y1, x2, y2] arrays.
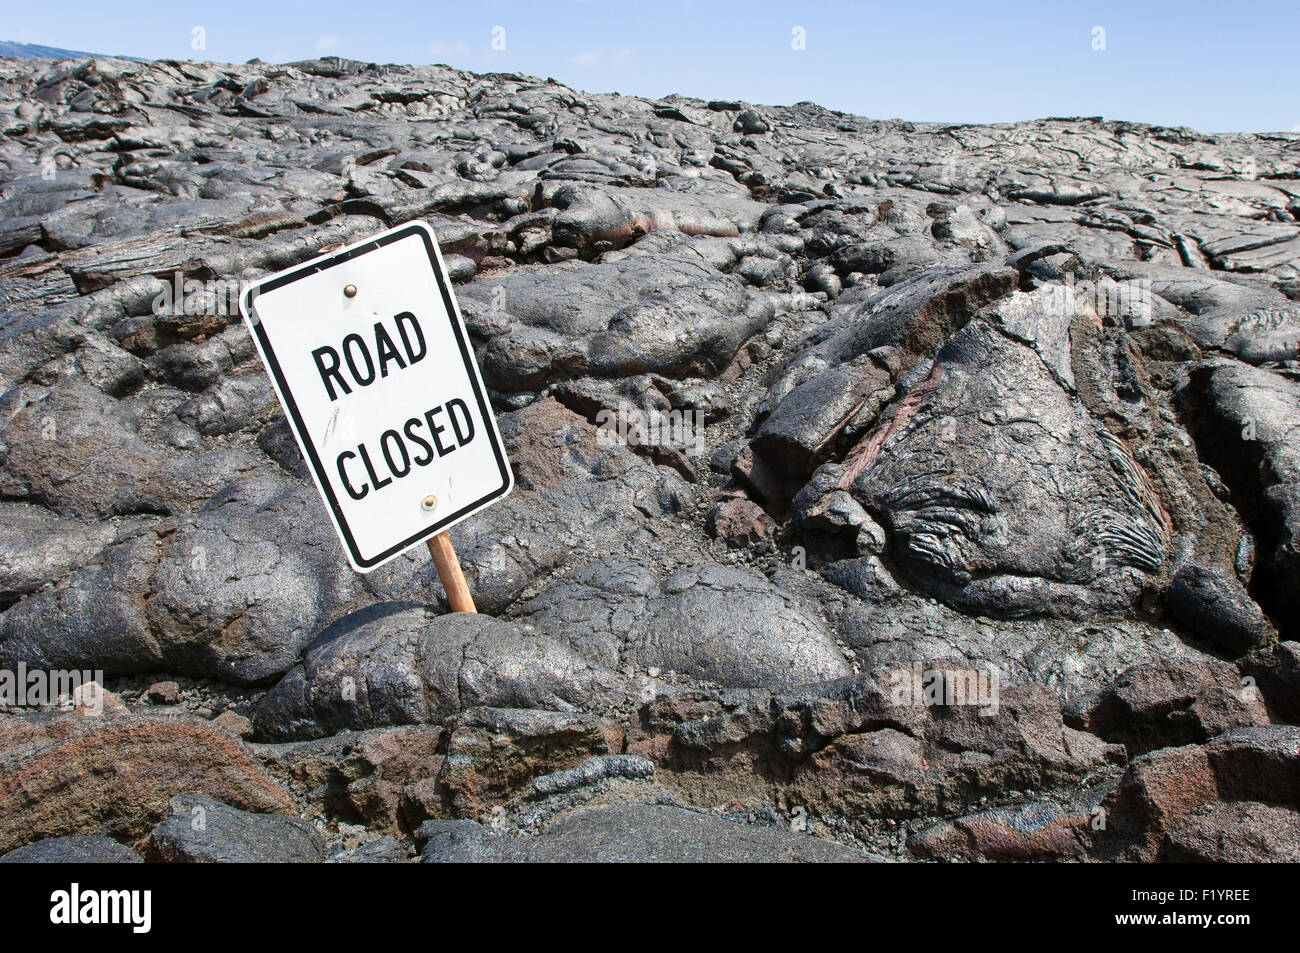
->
[[0, 40, 142, 61]]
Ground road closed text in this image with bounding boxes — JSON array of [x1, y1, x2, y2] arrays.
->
[[335, 396, 476, 499], [304, 309, 480, 500]]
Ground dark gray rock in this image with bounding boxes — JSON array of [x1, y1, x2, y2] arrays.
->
[[1178, 359, 1300, 639], [1, 473, 366, 684], [733, 110, 770, 135], [753, 359, 893, 477], [0, 835, 142, 863], [1168, 565, 1273, 654], [141, 474, 365, 683], [628, 564, 852, 689], [0, 529, 165, 674], [844, 310, 1168, 618], [173, 372, 278, 437], [254, 603, 628, 741], [421, 802, 878, 863], [0, 503, 138, 606], [514, 558, 659, 669], [518, 558, 852, 691], [417, 819, 502, 863], [0, 381, 173, 517], [457, 240, 774, 390], [142, 794, 325, 863], [355, 396, 689, 616]]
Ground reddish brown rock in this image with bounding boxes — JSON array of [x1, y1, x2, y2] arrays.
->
[[706, 497, 776, 547], [1163, 801, 1300, 862], [0, 715, 294, 852], [439, 707, 618, 816], [214, 710, 253, 738], [252, 725, 444, 834], [1097, 725, 1300, 859], [1069, 658, 1268, 756], [791, 684, 1118, 818]]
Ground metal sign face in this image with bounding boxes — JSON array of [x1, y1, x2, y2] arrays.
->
[[240, 221, 512, 572]]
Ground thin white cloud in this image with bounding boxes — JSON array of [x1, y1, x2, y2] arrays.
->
[[429, 39, 472, 61], [314, 34, 340, 54], [571, 48, 633, 68]]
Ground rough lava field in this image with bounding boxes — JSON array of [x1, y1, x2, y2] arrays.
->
[[1, 54, 1299, 863]]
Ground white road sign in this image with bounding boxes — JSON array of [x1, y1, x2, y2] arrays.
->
[[239, 221, 513, 572]]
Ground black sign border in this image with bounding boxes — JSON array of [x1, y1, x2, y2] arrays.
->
[[241, 222, 512, 571]]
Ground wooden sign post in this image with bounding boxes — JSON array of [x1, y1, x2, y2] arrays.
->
[[239, 221, 513, 611], [427, 532, 476, 613]]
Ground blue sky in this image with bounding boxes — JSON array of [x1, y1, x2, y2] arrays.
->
[[5, 0, 1297, 133]]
